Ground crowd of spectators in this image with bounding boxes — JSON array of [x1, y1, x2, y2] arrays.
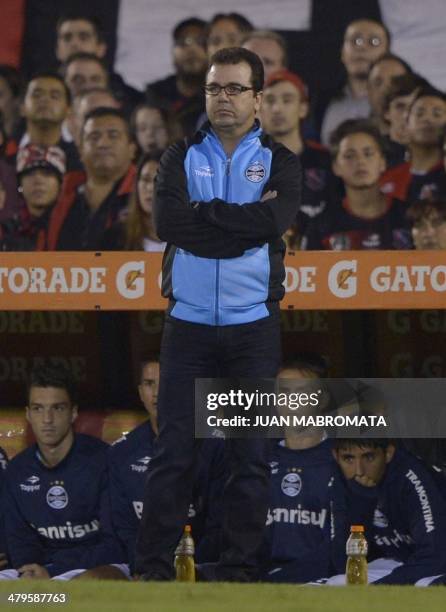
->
[[1, 11, 446, 253]]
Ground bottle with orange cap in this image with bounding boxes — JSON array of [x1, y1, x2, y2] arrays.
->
[[346, 525, 368, 585], [174, 525, 196, 582]]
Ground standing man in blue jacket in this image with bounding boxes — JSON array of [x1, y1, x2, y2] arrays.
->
[[136, 47, 301, 582]]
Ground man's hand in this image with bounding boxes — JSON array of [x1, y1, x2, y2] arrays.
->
[[260, 190, 277, 202], [354, 475, 377, 488], [18, 564, 50, 579], [0, 553, 8, 569]]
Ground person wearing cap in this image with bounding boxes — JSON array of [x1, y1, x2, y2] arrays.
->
[[0, 144, 65, 251], [145, 17, 208, 138], [261, 69, 334, 246]]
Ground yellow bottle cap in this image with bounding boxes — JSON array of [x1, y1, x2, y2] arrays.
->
[[351, 525, 364, 532], [184, 525, 192, 533]]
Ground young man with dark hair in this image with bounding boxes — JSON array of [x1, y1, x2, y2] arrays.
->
[[381, 87, 446, 203], [135, 46, 300, 582], [56, 15, 142, 114], [321, 19, 390, 145], [407, 199, 446, 249], [381, 73, 426, 168], [303, 119, 411, 250], [206, 13, 253, 59], [328, 438, 446, 585], [109, 358, 226, 575], [17, 72, 81, 172], [367, 54, 412, 135], [44, 107, 135, 250], [261, 69, 333, 244], [2, 364, 125, 580], [145, 17, 208, 138], [63, 53, 109, 99]]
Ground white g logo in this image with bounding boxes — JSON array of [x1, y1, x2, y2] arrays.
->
[[116, 261, 145, 299]]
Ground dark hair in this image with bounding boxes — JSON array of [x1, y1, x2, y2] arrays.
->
[[333, 438, 393, 452], [368, 53, 412, 80], [140, 353, 160, 379], [242, 30, 289, 68], [82, 106, 131, 139], [382, 72, 428, 114], [406, 199, 446, 224], [0, 64, 23, 98], [63, 51, 108, 77], [208, 47, 264, 92], [281, 352, 329, 378], [27, 70, 71, 105], [408, 86, 446, 118], [27, 364, 78, 405], [173, 17, 207, 42], [329, 118, 386, 159], [56, 13, 104, 43], [208, 13, 253, 34]]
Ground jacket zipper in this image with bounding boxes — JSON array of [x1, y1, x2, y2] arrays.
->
[[215, 157, 231, 325]]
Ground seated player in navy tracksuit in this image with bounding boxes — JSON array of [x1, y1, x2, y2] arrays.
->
[[329, 438, 446, 585], [108, 358, 227, 574], [2, 365, 125, 580], [260, 355, 336, 583]]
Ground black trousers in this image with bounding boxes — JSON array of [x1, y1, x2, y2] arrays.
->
[[135, 311, 281, 579]]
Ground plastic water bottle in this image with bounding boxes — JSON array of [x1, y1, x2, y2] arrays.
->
[[174, 525, 195, 582], [346, 525, 368, 585]]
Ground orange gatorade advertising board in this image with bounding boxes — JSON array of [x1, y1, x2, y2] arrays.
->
[[1, 251, 446, 310]]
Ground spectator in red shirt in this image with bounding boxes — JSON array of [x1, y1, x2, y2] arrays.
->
[[381, 87, 446, 203], [303, 119, 410, 250], [44, 107, 135, 250], [1, 144, 65, 250], [260, 69, 333, 245]]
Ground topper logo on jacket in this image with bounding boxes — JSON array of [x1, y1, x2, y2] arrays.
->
[[245, 163, 266, 182]]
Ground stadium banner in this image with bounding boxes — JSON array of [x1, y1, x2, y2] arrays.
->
[[1, 251, 446, 310]]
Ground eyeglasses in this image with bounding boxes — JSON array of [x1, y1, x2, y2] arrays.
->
[[204, 83, 255, 96], [345, 36, 383, 48]]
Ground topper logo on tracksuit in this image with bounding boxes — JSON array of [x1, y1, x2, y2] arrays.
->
[[245, 162, 266, 182], [20, 475, 41, 492], [131, 456, 151, 472], [281, 472, 302, 497], [194, 165, 214, 177], [46, 484, 69, 509]]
